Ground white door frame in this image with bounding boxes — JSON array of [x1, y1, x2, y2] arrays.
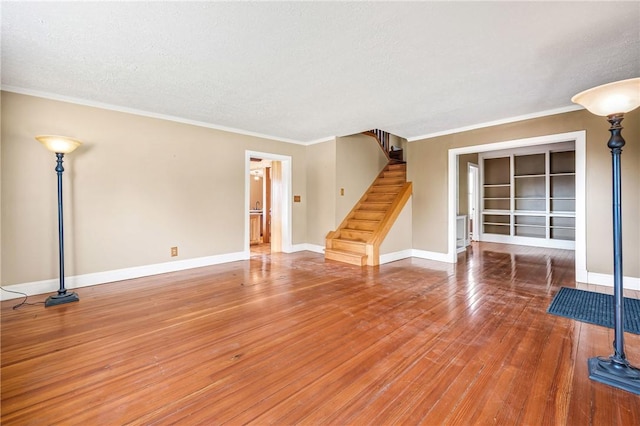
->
[[447, 131, 586, 283], [245, 150, 293, 256], [467, 162, 479, 242]]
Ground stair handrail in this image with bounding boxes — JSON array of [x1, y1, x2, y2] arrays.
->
[[363, 129, 392, 161]]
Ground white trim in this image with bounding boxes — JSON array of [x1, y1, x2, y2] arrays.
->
[[245, 150, 293, 254], [585, 273, 640, 291], [407, 105, 583, 142], [0, 251, 247, 301], [288, 243, 325, 254], [447, 131, 587, 280], [304, 136, 336, 146], [480, 233, 575, 250], [2, 85, 306, 145], [380, 249, 413, 264], [411, 249, 452, 263]]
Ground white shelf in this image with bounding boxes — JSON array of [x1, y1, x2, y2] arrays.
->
[[480, 147, 576, 249], [483, 210, 510, 215]]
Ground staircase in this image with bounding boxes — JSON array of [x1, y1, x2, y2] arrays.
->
[[325, 162, 412, 266]]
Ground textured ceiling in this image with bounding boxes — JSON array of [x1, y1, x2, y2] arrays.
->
[[2, 2, 639, 144]]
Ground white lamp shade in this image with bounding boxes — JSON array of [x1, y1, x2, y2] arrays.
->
[[35, 135, 83, 154], [571, 77, 640, 116]]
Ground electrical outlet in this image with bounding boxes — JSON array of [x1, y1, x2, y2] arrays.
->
[[171, 246, 178, 257]]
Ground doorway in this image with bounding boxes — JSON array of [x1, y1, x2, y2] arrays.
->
[[249, 158, 272, 253], [245, 151, 292, 257], [447, 130, 586, 283]]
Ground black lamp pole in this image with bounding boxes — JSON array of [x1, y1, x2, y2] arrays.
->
[[45, 152, 79, 307], [586, 114, 640, 394], [36, 135, 82, 307]]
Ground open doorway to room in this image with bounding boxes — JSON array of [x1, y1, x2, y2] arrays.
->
[[448, 131, 586, 282], [456, 154, 479, 252], [245, 151, 293, 257], [249, 158, 272, 254]]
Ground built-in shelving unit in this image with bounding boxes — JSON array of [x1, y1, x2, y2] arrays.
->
[[480, 142, 575, 249]]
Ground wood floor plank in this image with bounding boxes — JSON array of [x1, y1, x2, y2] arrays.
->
[[2, 243, 639, 424]]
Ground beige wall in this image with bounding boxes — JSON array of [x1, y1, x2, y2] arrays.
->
[[250, 175, 263, 209], [335, 133, 388, 224], [408, 108, 640, 278], [1, 92, 307, 286], [306, 139, 337, 246], [380, 198, 413, 255], [457, 153, 478, 216], [6, 91, 637, 287]]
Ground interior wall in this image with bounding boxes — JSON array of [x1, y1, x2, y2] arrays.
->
[[335, 133, 388, 224], [250, 175, 263, 209], [408, 108, 640, 278], [1, 91, 307, 286], [380, 198, 413, 255], [306, 139, 337, 246], [457, 153, 478, 216]]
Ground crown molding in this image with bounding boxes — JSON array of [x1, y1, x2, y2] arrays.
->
[[1, 85, 307, 145], [406, 105, 584, 142]]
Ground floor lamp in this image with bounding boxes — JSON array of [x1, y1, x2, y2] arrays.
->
[[36, 135, 83, 307], [572, 77, 640, 395]]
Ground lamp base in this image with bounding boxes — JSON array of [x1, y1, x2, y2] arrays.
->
[[588, 356, 640, 395], [44, 291, 79, 307]]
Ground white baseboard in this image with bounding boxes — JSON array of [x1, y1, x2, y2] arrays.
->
[[287, 243, 325, 254], [379, 249, 413, 264], [0, 251, 248, 301], [4, 248, 638, 301], [585, 272, 640, 291], [410, 249, 453, 263]]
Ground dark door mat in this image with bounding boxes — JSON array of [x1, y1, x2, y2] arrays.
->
[[547, 287, 640, 335]]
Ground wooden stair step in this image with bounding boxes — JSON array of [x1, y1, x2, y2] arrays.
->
[[365, 193, 397, 202], [352, 210, 386, 220], [358, 202, 392, 211], [331, 238, 367, 254], [324, 248, 367, 266], [339, 229, 373, 242], [383, 170, 406, 178], [370, 184, 403, 193], [386, 163, 406, 171], [346, 219, 380, 231], [375, 177, 405, 185]]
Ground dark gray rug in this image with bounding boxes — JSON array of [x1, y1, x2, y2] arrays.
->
[[547, 287, 640, 335]]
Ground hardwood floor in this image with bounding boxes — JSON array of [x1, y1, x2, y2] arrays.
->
[[2, 242, 639, 424]]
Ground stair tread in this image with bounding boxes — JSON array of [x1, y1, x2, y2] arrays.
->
[[325, 248, 364, 255], [325, 248, 367, 266]]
